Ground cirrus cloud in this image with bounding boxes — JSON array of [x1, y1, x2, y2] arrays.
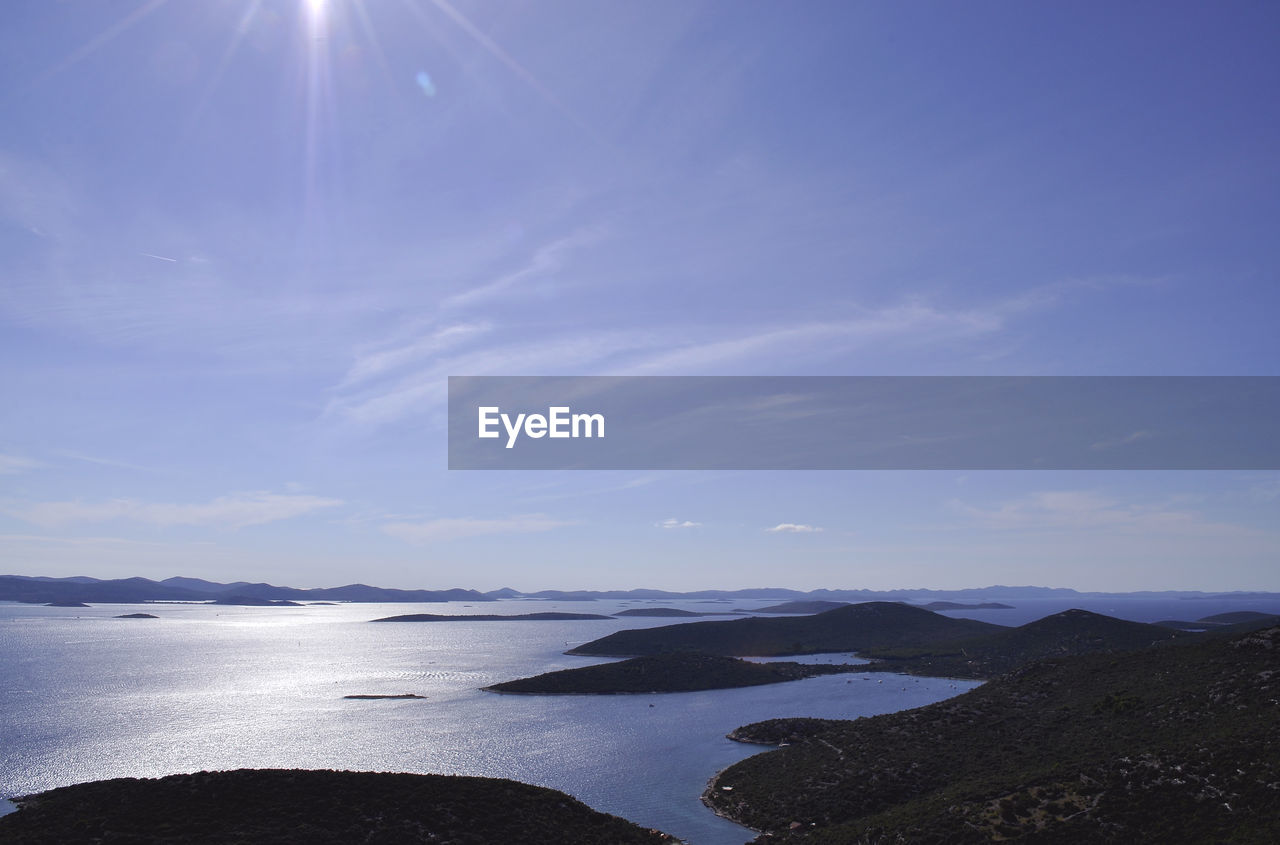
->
[[3, 491, 343, 529], [765, 523, 823, 533]]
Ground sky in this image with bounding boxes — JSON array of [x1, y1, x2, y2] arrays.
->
[[1, 0, 1278, 592]]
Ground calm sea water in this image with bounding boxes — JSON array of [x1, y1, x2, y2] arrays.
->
[[0, 599, 977, 844], [3, 595, 1275, 842]]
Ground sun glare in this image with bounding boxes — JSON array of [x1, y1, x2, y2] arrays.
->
[[304, 0, 327, 17]]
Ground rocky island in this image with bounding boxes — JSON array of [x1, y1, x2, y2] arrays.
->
[[372, 612, 615, 622], [342, 693, 425, 700]]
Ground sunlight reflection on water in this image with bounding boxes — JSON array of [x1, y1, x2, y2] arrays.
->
[[0, 600, 979, 844]]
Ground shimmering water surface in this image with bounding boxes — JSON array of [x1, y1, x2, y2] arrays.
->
[[5, 595, 1275, 842], [0, 599, 979, 843]]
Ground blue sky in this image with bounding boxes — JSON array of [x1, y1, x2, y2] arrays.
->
[[2, 0, 1278, 591]]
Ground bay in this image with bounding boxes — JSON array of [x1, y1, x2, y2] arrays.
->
[[0, 598, 978, 844]]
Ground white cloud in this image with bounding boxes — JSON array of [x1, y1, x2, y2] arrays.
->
[[765, 523, 823, 533], [0, 454, 42, 475], [338, 321, 493, 389], [323, 301, 1006, 431], [3, 491, 343, 529], [657, 518, 701, 529], [382, 514, 576, 543], [441, 227, 604, 310]]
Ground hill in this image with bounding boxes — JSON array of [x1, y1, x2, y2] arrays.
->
[[211, 595, 303, 607], [486, 652, 862, 694], [614, 607, 713, 617], [704, 627, 1280, 844], [1199, 610, 1278, 624], [860, 609, 1183, 678], [371, 612, 615, 622], [0, 574, 494, 604], [748, 600, 851, 614], [569, 602, 1003, 657], [0, 769, 673, 844]]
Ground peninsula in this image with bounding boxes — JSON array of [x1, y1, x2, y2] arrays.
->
[[486, 652, 863, 694]]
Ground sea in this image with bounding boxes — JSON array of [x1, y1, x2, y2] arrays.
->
[[2, 594, 1277, 844]]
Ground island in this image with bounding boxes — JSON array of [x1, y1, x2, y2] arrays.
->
[[614, 607, 726, 617], [115, 612, 159, 619], [210, 595, 303, 607], [45, 600, 91, 608], [1156, 611, 1280, 631], [744, 600, 851, 614], [371, 612, 615, 622], [0, 769, 675, 844], [486, 652, 863, 694], [342, 693, 425, 700], [920, 600, 1014, 610], [704, 625, 1280, 844], [569, 601, 1002, 657]]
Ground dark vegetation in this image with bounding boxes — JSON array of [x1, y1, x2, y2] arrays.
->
[[342, 693, 425, 700], [747, 601, 851, 614], [486, 652, 862, 694], [1156, 611, 1280, 632], [371, 612, 615, 622], [569, 602, 1002, 657], [859, 609, 1183, 678], [705, 626, 1280, 844], [211, 595, 303, 607], [0, 769, 674, 844], [0, 574, 492, 605], [614, 607, 720, 617]]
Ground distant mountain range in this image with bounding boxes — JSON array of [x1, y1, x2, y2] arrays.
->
[[3, 574, 1279, 606], [0, 574, 490, 605]]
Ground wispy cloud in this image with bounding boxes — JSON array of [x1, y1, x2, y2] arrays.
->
[[951, 491, 1257, 537], [382, 514, 576, 542], [657, 518, 701, 529], [442, 228, 604, 310], [621, 303, 1003, 375], [0, 454, 42, 475], [324, 298, 1012, 431], [765, 523, 823, 533], [1090, 430, 1154, 452], [54, 450, 158, 473], [3, 491, 343, 529], [339, 321, 493, 388]]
